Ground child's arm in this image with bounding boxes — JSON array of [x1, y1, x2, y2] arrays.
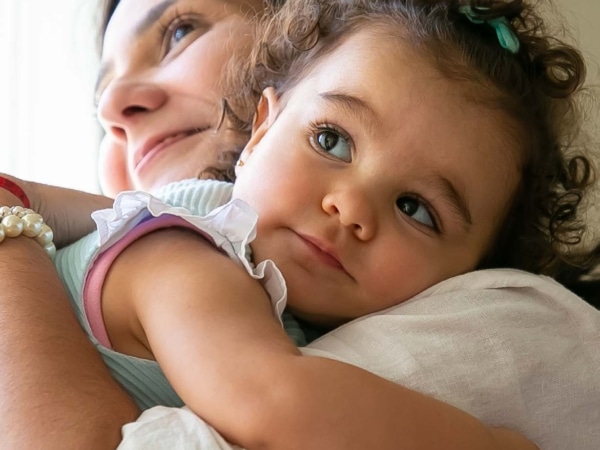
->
[[0, 187, 139, 449], [105, 227, 537, 450], [1, 174, 113, 247]]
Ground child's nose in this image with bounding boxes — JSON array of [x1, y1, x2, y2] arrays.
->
[[96, 80, 168, 142], [322, 188, 377, 241]]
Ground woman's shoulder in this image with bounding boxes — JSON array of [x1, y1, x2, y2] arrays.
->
[[152, 178, 233, 215]]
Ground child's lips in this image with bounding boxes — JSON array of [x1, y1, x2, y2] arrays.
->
[[296, 232, 352, 277]]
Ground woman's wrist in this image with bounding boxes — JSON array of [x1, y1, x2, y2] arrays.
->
[[0, 175, 31, 207], [0, 174, 114, 248], [0, 206, 56, 258], [0, 174, 31, 207], [0, 176, 56, 258]]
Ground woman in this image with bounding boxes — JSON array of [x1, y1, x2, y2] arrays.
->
[[0, 0, 274, 448], [95, 0, 264, 196], [1, 0, 598, 448]]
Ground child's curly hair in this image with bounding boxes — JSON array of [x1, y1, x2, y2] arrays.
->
[[224, 0, 599, 281]]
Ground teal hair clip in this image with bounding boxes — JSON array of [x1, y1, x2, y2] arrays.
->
[[459, 5, 520, 54]]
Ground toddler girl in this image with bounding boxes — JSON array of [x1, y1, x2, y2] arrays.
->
[[6, 0, 597, 448]]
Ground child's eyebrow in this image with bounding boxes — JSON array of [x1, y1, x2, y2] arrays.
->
[[429, 175, 473, 230], [318, 91, 378, 132]]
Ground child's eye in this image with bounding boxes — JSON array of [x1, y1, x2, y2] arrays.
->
[[313, 129, 352, 162], [396, 196, 438, 230]]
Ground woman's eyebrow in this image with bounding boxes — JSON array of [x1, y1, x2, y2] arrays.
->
[[134, 0, 178, 37]]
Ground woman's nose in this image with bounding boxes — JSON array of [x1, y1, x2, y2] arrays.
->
[[322, 188, 377, 241], [96, 80, 168, 142]]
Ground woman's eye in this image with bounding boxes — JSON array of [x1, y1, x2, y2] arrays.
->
[[167, 22, 197, 51], [314, 130, 352, 162], [160, 14, 209, 55], [396, 197, 436, 229], [168, 22, 195, 48]]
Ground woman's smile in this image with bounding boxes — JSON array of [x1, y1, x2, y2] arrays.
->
[[134, 127, 210, 173]]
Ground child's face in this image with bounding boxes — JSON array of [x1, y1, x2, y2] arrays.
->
[[96, 0, 262, 196], [232, 28, 523, 328]]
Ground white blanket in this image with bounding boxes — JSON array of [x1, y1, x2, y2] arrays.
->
[[118, 268, 600, 450]]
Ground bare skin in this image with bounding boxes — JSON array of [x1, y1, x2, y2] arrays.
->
[[104, 226, 537, 450], [0, 183, 137, 449]]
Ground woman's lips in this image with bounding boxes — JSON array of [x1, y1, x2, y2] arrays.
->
[[135, 128, 207, 172]]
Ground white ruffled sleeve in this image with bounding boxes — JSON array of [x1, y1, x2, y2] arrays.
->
[[91, 189, 287, 322]]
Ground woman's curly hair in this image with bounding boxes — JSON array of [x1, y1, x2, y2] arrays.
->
[[224, 0, 599, 281]]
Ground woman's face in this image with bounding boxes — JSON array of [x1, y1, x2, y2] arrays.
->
[[96, 0, 263, 196]]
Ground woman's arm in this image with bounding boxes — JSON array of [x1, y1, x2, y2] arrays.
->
[[1, 174, 113, 247], [105, 227, 537, 450], [0, 187, 139, 449]]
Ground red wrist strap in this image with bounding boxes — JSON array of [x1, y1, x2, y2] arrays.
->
[[0, 176, 31, 208]]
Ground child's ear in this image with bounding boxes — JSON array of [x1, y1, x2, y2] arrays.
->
[[237, 87, 279, 164]]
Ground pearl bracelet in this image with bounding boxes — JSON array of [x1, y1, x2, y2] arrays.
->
[[0, 206, 56, 258]]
